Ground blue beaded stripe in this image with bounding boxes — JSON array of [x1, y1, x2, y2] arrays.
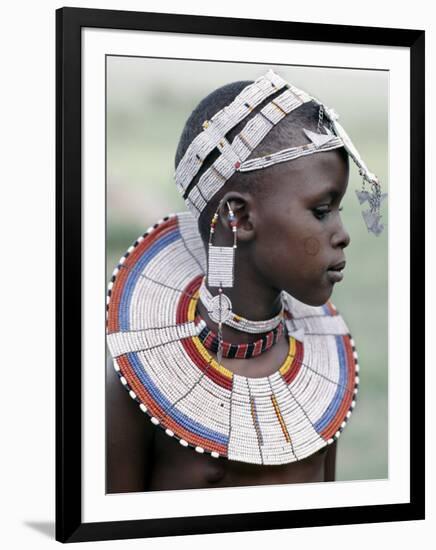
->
[[127, 352, 229, 446], [322, 304, 333, 316], [119, 228, 181, 331], [313, 335, 347, 433]]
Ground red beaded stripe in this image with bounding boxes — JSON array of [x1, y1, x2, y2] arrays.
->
[[124, 217, 178, 272], [176, 277, 234, 390], [107, 217, 178, 333], [235, 345, 246, 359], [265, 330, 274, 349], [175, 275, 203, 324], [282, 339, 304, 385], [253, 339, 263, 356], [116, 353, 227, 455], [204, 332, 215, 349], [182, 338, 233, 390], [320, 334, 356, 440], [222, 341, 232, 356]]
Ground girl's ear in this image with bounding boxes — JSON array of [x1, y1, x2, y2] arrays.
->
[[218, 192, 255, 243]]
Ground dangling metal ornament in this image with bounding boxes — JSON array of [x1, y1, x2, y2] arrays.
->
[[355, 190, 371, 204], [208, 292, 232, 324], [303, 128, 336, 148], [356, 178, 388, 236]]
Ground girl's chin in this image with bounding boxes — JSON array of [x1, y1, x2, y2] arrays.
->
[[303, 296, 332, 307], [285, 287, 332, 307]]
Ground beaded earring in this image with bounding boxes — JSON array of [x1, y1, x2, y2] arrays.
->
[[206, 200, 237, 364]]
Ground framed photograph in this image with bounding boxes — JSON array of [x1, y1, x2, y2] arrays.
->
[[56, 6, 425, 543]]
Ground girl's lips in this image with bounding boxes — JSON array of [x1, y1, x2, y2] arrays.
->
[[327, 260, 346, 283], [328, 260, 346, 271], [327, 269, 344, 283]]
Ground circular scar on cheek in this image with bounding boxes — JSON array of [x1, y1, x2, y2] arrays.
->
[[303, 236, 321, 256]]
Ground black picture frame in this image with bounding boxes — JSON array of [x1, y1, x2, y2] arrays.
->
[[56, 6, 425, 543]]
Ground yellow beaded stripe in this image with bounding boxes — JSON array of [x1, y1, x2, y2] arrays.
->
[[187, 289, 200, 320], [279, 337, 297, 376], [271, 394, 292, 443], [188, 291, 233, 379], [187, 291, 296, 380], [271, 99, 288, 116], [192, 336, 234, 379]]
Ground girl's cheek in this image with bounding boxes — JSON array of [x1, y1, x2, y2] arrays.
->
[[303, 236, 321, 256]]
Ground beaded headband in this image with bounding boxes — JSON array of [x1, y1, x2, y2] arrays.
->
[[174, 69, 386, 236]]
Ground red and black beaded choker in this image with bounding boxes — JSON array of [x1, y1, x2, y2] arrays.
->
[[195, 313, 285, 359]]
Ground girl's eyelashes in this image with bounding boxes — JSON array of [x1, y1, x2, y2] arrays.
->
[[312, 205, 343, 220], [312, 205, 331, 220]]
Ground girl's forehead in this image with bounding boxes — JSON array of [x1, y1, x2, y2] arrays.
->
[[258, 150, 349, 203]]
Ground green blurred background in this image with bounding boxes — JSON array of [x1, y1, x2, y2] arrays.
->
[[106, 58, 388, 482]]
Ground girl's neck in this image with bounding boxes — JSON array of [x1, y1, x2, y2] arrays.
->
[[197, 272, 283, 344]]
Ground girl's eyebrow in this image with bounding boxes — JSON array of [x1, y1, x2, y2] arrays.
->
[[309, 188, 340, 202]]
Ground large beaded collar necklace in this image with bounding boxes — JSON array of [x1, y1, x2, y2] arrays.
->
[[106, 211, 359, 465]]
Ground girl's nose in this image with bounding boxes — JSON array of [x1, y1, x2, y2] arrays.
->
[[331, 220, 351, 249]]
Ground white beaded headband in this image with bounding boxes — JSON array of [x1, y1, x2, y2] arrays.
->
[[175, 70, 288, 196], [174, 69, 386, 236]]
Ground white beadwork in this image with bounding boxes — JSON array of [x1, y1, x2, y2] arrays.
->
[[185, 87, 312, 217], [207, 245, 235, 287], [208, 293, 233, 324], [199, 276, 284, 333], [175, 70, 287, 195], [107, 323, 197, 357], [237, 136, 343, 172]]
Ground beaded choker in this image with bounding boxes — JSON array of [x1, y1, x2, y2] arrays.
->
[[195, 313, 285, 359], [199, 275, 284, 334], [106, 212, 359, 466]]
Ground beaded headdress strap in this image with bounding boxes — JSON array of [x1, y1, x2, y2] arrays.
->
[[174, 69, 386, 236], [175, 70, 288, 196]]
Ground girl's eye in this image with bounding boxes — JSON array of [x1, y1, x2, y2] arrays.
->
[[313, 206, 331, 220], [312, 205, 343, 220]]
